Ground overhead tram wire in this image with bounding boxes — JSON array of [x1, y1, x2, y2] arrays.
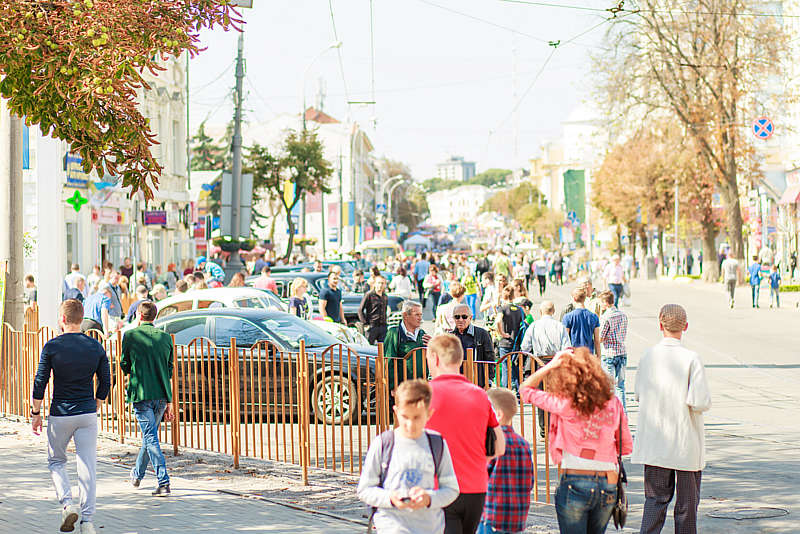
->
[[328, 0, 351, 104], [498, 0, 800, 18], [490, 9, 623, 135], [190, 61, 235, 94]]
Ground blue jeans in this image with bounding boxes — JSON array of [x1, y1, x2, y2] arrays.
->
[[477, 519, 515, 534], [555, 474, 617, 534], [609, 283, 623, 307], [751, 284, 760, 306], [132, 399, 170, 486], [602, 354, 627, 412], [770, 286, 780, 307], [465, 293, 478, 318], [498, 346, 520, 391]]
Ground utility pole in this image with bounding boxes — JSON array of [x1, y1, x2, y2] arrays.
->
[[0, 107, 25, 329], [224, 31, 246, 279]]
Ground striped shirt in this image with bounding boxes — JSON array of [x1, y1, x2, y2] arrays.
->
[[600, 307, 628, 357]]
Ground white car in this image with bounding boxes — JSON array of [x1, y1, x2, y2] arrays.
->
[[155, 287, 287, 319]]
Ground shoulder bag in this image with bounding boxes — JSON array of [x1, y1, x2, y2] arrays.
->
[[611, 410, 628, 529]]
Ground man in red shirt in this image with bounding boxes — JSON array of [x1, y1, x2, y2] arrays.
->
[[253, 265, 278, 294], [426, 334, 506, 534]]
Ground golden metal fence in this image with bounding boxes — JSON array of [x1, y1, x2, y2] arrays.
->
[[0, 327, 554, 500]]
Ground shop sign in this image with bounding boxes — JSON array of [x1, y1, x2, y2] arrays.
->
[[91, 208, 122, 225], [144, 210, 167, 225], [64, 153, 89, 188]]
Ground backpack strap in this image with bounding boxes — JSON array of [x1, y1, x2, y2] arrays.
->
[[425, 430, 444, 477], [369, 430, 396, 533]]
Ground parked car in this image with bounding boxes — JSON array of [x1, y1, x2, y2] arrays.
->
[[312, 319, 370, 346], [247, 272, 404, 327], [155, 288, 287, 320], [155, 308, 377, 424]]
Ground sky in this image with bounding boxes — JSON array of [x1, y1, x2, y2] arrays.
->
[[189, 0, 614, 180]]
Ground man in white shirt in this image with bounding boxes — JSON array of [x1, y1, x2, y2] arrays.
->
[[521, 300, 570, 437], [633, 304, 711, 534], [603, 254, 626, 307], [720, 255, 740, 309]]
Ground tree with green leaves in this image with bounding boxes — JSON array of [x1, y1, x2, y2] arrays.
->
[[190, 122, 225, 171], [0, 1, 241, 199], [245, 130, 333, 260]]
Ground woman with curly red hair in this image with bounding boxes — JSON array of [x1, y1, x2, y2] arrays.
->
[[520, 348, 633, 534]]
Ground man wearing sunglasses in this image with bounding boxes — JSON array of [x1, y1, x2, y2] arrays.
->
[[448, 304, 494, 388]]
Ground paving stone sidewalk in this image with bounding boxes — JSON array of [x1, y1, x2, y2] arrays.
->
[[0, 418, 571, 533]]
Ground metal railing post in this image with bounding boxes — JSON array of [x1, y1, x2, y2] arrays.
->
[[375, 343, 386, 432], [298, 339, 309, 486], [170, 333, 179, 456], [229, 337, 240, 469]]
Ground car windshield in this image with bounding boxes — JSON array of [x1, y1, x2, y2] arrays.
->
[[259, 314, 340, 349]]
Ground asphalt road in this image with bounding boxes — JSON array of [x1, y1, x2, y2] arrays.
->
[[487, 277, 800, 533]]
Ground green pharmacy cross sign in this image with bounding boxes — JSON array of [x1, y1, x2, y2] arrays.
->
[[66, 189, 88, 212]]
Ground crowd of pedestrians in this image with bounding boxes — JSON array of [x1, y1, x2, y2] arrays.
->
[[27, 247, 715, 534]]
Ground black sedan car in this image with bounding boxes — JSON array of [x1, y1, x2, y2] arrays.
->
[[155, 308, 378, 424], [247, 272, 404, 327]]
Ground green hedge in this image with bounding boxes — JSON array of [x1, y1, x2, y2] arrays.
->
[[781, 284, 800, 292]]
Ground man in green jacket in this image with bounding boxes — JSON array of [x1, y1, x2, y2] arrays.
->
[[121, 301, 174, 497], [384, 301, 431, 393]]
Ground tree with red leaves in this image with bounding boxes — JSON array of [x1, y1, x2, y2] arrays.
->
[[0, 0, 242, 199]]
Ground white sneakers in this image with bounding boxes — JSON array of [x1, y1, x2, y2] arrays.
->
[[80, 522, 97, 534], [60, 504, 80, 532]]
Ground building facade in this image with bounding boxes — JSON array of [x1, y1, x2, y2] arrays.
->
[[436, 155, 476, 182], [426, 184, 494, 228], [17, 54, 190, 327]]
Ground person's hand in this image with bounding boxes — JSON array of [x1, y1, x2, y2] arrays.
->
[[547, 349, 572, 370], [390, 491, 412, 510], [422, 334, 431, 345], [96, 399, 103, 412], [407, 486, 431, 509], [32, 414, 43, 435], [163, 403, 174, 422]]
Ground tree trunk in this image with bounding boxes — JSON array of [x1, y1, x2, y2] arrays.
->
[[284, 208, 295, 262], [629, 227, 638, 276], [720, 157, 746, 260], [702, 223, 718, 283], [616, 224, 623, 255], [657, 226, 665, 275]]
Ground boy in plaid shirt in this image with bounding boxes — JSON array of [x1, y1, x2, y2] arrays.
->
[[598, 290, 628, 411], [479, 388, 534, 534]]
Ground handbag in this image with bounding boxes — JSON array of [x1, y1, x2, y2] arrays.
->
[[611, 413, 628, 529], [485, 425, 496, 456]]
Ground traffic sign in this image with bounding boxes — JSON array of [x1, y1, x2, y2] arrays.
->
[[752, 117, 774, 140], [376, 203, 387, 214]]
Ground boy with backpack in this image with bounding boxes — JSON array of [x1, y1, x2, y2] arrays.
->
[[357, 379, 459, 534], [478, 388, 534, 534]]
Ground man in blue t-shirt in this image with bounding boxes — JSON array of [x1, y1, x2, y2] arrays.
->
[[562, 287, 601, 355], [82, 282, 114, 333], [413, 253, 430, 305], [748, 256, 762, 308], [319, 271, 346, 324]]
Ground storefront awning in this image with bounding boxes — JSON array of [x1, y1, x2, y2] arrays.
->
[[778, 186, 800, 204]]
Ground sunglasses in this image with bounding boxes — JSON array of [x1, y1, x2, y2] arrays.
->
[[453, 314, 471, 320]]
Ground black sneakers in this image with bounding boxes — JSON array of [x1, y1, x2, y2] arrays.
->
[[152, 485, 171, 497]]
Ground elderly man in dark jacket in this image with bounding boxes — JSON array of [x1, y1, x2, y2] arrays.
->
[[448, 303, 494, 388]]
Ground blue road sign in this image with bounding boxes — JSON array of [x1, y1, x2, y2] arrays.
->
[[753, 117, 774, 140], [376, 203, 387, 214]]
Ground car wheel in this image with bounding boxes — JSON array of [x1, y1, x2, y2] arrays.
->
[[312, 372, 358, 425]]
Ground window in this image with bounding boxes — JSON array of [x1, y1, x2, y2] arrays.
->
[[197, 300, 224, 309], [234, 298, 264, 309], [214, 317, 267, 348], [259, 314, 339, 350], [275, 281, 286, 297], [157, 300, 193, 318], [162, 317, 206, 345]]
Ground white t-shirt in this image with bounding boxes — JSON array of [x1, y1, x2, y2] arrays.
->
[[604, 263, 624, 285], [721, 258, 739, 282]]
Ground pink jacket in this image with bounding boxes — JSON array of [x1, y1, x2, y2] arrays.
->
[[521, 387, 633, 466]]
